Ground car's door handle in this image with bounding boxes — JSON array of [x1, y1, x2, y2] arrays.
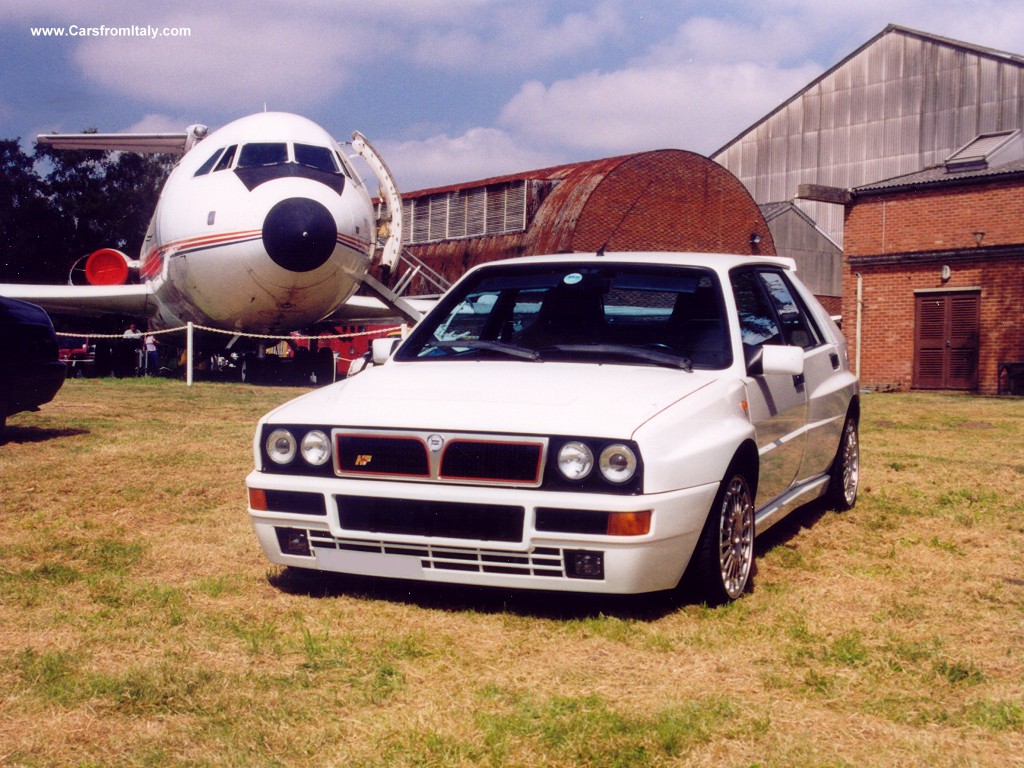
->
[[793, 373, 805, 388], [830, 353, 840, 370]]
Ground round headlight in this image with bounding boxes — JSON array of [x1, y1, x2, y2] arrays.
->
[[557, 441, 594, 481], [599, 444, 637, 484], [301, 430, 332, 466], [266, 428, 297, 465]]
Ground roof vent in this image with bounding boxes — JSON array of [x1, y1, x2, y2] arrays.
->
[[944, 130, 1022, 172]]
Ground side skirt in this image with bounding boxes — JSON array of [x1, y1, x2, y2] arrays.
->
[[754, 475, 830, 536]]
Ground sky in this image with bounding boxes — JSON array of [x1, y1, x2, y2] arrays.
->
[[4, 0, 1024, 192]]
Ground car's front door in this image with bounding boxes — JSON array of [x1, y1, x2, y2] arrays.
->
[[730, 268, 808, 505]]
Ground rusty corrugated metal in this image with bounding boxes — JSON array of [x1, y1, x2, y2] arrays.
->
[[384, 150, 774, 295]]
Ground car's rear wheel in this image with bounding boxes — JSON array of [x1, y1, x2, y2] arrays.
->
[[689, 466, 755, 604], [826, 413, 860, 511]]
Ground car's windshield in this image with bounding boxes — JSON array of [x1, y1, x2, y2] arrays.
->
[[396, 263, 732, 369]]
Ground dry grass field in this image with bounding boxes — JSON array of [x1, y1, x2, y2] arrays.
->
[[1, 379, 1022, 767]]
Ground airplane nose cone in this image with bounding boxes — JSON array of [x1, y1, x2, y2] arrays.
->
[[262, 197, 337, 272]]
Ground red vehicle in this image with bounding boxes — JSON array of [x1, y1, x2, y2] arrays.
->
[[289, 324, 402, 382], [58, 336, 97, 377]]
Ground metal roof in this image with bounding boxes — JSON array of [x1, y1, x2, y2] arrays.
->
[[711, 24, 1024, 246], [853, 156, 1024, 194]]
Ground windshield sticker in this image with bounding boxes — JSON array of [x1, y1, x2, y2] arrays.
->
[[563, 273, 583, 285]]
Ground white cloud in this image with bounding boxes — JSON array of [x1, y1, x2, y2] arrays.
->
[[407, 1, 624, 72], [645, 15, 813, 66], [123, 113, 195, 134], [71, 10, 371, 113], [376, 127, 562, 190], [498, 60, 821, 156]]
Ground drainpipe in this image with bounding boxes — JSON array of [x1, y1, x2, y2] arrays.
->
[[854, 272, 863, 381]]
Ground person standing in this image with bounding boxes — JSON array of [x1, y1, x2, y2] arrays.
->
[[143, 332, 159, 375], [119, 323, 144, 376]]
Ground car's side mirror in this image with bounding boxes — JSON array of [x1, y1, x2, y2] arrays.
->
[[371, 337, 401, 365], [746, 344, 804, 377]]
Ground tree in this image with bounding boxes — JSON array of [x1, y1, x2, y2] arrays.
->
[[32, 135, 175, 280], [0, 139, 66, 283]]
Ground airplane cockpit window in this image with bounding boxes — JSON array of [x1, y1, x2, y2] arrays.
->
[[194, 148, 225, 176], [294, 143, 339, 173], [334, 150, 354, 178], [237, 143, 288, 168], [214, 145, 237, 172]]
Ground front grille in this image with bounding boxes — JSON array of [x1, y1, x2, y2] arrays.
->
[[336, 434, 429, 477], [307, 529, 566, 577], [440, 440, 543, 483], [336, 495, 524, 542], [333, 429, 547, 487]]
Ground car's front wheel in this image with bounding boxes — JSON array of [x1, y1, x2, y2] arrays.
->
[[689, 466, 755, 604]]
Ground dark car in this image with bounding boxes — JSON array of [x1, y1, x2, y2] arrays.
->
[[0, 296, 66, 436]]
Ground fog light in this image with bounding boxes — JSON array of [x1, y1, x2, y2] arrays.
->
[[275, 527, 311, 557], [565, 549, 604, 580]]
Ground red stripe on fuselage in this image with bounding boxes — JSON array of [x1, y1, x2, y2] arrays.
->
[[139, 229, 373, 281]]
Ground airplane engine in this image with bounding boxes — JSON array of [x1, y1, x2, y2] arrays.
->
[[69, 248, 139, 286]]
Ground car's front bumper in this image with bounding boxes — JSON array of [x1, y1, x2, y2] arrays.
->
[[246, 472, 720, 594]]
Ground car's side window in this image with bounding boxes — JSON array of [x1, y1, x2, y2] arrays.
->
[[730, 269, 781, 347], [757, 271, 822, 350]]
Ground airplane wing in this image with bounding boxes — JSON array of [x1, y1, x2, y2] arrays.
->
[[324, 294, 438, 324], [38, 133, 189, 153], [0, 283, 155, 318], [37, 124, 207, 154]]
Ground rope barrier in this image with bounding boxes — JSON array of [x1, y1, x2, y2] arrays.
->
[[56, 324, 403, 341], [56, 322, 406, 387]]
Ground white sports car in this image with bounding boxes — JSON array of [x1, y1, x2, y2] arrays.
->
[[247, 252, 860, 602]]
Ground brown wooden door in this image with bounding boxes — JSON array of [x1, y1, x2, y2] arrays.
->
[[914, 292, 980, 390]]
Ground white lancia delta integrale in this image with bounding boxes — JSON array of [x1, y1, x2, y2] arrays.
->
[[247, 252, 860, 603]]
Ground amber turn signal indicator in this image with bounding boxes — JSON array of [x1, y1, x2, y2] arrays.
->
[[248, 488, 268, 511], [606, 510, 652, 536]]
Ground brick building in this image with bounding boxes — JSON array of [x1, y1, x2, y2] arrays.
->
[[841, 131, 1024, 395], [380, 149, 774, 294]]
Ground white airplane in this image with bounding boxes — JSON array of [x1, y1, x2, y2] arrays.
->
[[0, 112, 424, 342]]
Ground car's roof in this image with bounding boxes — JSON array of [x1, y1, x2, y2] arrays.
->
[[0, 295, 54, 328], [468, 251, 797, 274]]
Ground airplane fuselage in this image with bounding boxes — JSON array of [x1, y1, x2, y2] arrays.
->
[[139, 112, 376, 334]]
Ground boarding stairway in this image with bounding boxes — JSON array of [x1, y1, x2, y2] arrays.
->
[[351, 132, 451, 324], [359, 247, 450, 325]]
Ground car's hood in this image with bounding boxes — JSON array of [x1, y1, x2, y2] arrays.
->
[[266, 360, 717, 438]]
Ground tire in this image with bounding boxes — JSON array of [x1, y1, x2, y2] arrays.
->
[[240, 356, 260, 384], [689, 466, 755, 604], [826, 413, 860, 511]]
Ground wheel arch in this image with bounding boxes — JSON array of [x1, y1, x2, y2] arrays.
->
[[731, 438, 760, 500], [847, 393, 861, 424]]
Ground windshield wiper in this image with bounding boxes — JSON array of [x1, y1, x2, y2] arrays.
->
[[549, 343, 693, 371], [428, 340, 543, 361]]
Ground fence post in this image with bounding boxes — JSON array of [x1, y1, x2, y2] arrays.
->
[[186, 322, 194, 386]]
